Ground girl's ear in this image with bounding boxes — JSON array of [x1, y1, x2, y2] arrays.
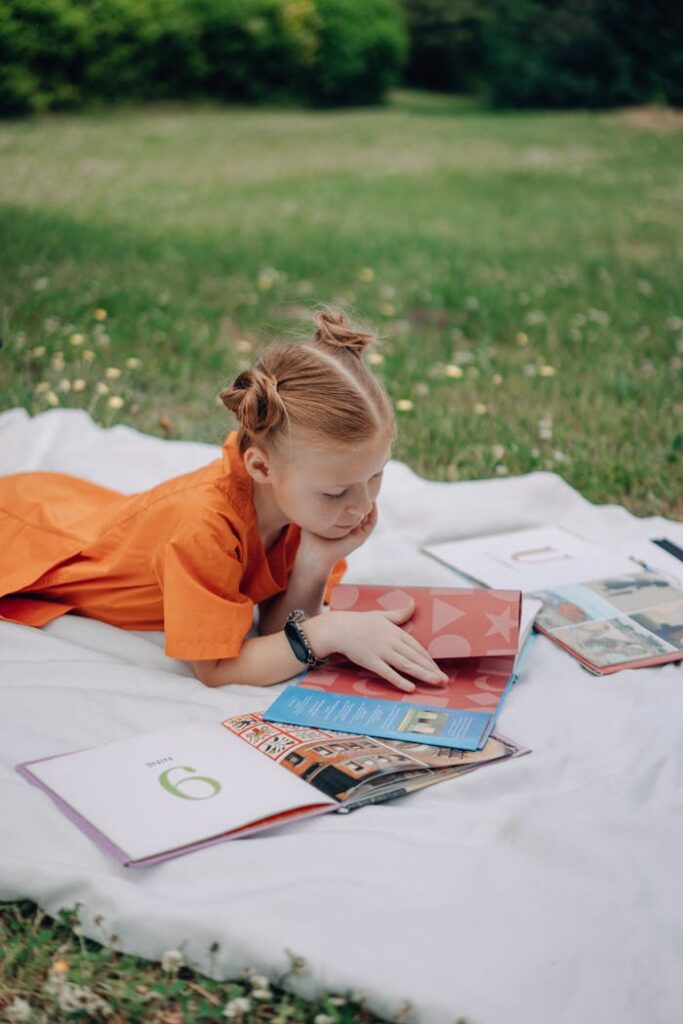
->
[[243, 444, 272, 485]]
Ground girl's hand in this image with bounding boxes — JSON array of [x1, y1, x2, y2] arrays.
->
[[307, 598, 450, 694], [297, 502, 379, 574]]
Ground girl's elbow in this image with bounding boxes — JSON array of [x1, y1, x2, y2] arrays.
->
[[191, 658, 228, 688]]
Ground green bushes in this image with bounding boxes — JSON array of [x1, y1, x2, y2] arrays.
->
[[482, 0, 683, 109], [402, 0, 484, 93], [401, 0, 683, 108], [0, 0, 408, 115]]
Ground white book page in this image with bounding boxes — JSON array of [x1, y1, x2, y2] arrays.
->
[[423, 527, 636, 591], [616, 540, 683, 586], [27, 722, 336, 861]]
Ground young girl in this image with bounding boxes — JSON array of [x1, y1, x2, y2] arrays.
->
[[0, 308, 447, 694]]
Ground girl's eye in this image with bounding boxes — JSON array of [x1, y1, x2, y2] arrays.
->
[[323, 490, 347, 500]]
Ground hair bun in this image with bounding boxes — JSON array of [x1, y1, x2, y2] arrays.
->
[[313, 307, 375, 357], [218, 365, 286, 435]]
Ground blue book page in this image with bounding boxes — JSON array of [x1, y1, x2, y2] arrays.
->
[[263, 688, 493, 750]]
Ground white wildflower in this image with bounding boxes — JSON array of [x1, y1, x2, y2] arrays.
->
[[161, 949, 183, 973], [314, 1015, 335, 1024], [248, 974, 270, 991], [107, 396, 124, 410], [223, 995, 252, 1018], [538, 416, 553, 441], [105, 366, 121, 380], [4, 997, 33, 1022], [251, 987, 272, 1000]]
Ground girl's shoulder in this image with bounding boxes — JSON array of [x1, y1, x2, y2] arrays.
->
[[113, 451, 252, 540]]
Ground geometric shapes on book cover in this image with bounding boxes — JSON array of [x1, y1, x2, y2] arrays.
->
[[432, 598, 466, 634]]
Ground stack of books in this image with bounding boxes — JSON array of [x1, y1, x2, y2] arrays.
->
[[422, 526, 683, 674]]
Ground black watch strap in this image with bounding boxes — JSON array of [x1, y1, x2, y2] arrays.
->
[[284, 610, 324, 667]]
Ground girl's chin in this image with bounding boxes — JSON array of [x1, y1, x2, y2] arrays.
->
[[317, 523, 354, 537]]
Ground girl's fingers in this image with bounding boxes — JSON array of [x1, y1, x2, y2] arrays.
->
[[368, 660, 418, 693], [390, 649, 447, 687], [398, 632, 447, 679]]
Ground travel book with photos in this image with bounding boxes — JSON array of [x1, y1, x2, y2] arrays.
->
[[265, 583, 536, 750], [16, 712, 528, 868], [422, 526, 683, 674]]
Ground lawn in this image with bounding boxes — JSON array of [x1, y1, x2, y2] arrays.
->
[[1, 90, 682, 1021]]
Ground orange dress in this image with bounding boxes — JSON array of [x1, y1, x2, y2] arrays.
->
[[0, 430, 346, 660]]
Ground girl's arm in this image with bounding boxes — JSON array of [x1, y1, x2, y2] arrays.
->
[[191, 613, 333, 688], [256, 559, 331, 635], [191, 603, 449, 691]]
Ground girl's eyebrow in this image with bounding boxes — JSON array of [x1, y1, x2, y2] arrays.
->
[[326, 458, 390, 490]]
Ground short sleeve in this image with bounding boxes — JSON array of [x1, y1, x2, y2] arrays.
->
[[153, 518, 255, 660], [323, 558, 348, 605]]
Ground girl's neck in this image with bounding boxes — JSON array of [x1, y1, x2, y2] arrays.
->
[[252, 480, 289, 551]]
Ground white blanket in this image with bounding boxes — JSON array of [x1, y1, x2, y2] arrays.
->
[[1, 407, 682, 1024]]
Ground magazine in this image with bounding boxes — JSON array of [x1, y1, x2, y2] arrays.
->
[[530, 571, 683, 674], [421, 527, 683, 673], [264, 584, 535, 750], [16, 712, 528, 867]]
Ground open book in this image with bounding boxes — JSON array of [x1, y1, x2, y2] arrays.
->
[[422, 527, 683, 673], [16, 712, 528, 867], [264, 584, 536, 750]]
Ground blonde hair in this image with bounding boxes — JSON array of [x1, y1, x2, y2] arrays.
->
[[219, 307, 396, 456]]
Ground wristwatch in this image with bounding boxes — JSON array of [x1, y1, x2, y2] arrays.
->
[[284, 609, 326, 667]]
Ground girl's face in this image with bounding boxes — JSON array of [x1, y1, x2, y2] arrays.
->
[[254, 429, 393, 539]]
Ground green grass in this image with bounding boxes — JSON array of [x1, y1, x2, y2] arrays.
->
[[0, 90, 682, 1018], [0, 902, 392, 1023]]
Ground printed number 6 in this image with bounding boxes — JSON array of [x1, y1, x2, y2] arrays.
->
[[158, 765, 222, 800]]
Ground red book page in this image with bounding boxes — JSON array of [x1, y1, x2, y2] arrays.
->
[[302, 655, 516, 711], [329, 584, 521, 658]]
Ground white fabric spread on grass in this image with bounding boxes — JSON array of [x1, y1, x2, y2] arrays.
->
[[1, 407, 682, 1024]]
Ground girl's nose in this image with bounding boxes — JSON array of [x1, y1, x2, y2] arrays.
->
[[346, 490, 372, 518]]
